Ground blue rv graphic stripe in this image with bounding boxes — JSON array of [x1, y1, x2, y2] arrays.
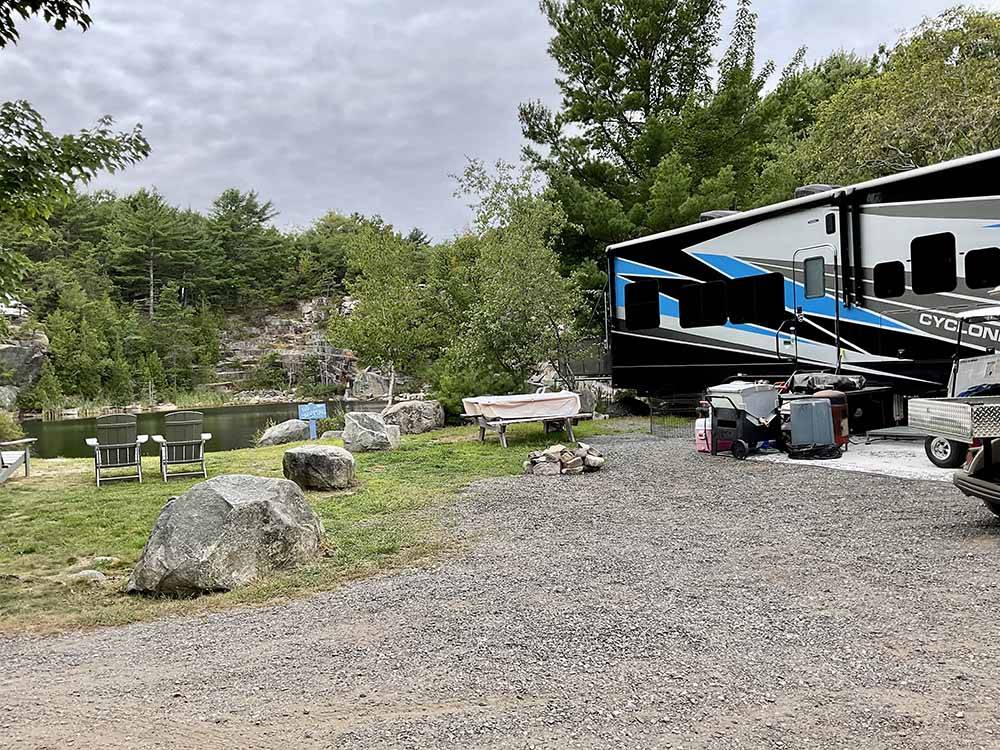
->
[[690, 252, 911, 333]]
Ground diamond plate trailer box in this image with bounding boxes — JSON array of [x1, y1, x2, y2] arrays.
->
[[908, 396, 1000, 444]]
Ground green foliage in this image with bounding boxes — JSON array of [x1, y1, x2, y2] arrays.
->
[[448, 160, 582, 386], [331, 223, 440, 401], [17, 359, 62, 410], [523, 0, 878, 269], [326, 159, 584, 413], [793, 7, 1000, 184], [295, 354, 346, 400], [316, 405, 346, 434], [246, 352, 287, 391], [0, 409, 23, 441], [0, 101, 149, 296], [10, 188, 379, 407], [428, 349, 521, 419], [0, 1, 91, 48]]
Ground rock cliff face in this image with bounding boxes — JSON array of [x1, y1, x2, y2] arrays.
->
[[0, 326, 49, 402], [214, 298, 357, 392]]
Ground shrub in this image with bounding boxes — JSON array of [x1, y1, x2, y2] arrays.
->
[[429, 350, 521, 420], [246, 352, 288, 390], [296, 381, 346, 401], [0, 410, 23, 441]]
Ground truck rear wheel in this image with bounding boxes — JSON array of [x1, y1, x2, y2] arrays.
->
[[925, 437, 968, 469]]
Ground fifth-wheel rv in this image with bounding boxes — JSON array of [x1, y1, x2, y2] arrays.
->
[[607, 149, 1000, 399]]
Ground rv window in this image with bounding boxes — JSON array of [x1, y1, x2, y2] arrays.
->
[[803, 257, 825, 299], [873, 261, 906, 298], [965, 247, 1000, 289], [678, 281, 728, 329], [910, 232, 957, 295], [825, 213, 836, 235], [727, 273, 786, 327], [623, 280, 661, 330]]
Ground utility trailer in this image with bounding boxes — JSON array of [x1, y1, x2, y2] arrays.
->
[[910, 394, 1000, 513]]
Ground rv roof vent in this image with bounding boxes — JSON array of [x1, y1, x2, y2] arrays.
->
[[793, 184, 840, 199], [699, 210, 740, 223]]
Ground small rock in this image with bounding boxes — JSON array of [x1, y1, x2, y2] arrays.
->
[[65, 570, 106, 585], [320, 430, 343, 440], [533, 462, 561, 476], [562, 466, 584, 475], [584, 454, 606, 470]]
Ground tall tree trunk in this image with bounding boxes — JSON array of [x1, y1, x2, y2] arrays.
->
[[387, 365, 396, 406], [148, 254, 155, 318]]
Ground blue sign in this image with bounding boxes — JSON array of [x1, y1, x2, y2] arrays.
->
[[298, 403, 328, 439]]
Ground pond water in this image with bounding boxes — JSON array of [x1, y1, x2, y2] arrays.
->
[[21, 400, 386, 459]]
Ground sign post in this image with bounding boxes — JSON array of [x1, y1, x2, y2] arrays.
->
[[297, 402, 328, 440]]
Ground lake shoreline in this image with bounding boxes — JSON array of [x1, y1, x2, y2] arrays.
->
[[22, 398, 388, 459]]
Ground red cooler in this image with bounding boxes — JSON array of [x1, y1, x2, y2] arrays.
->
[[815, 389, 849, 447]]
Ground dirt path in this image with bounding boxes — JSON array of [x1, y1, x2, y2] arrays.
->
[[4, 433, 1000, 749]]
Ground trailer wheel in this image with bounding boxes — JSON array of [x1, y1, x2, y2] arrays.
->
[[731, 440, 750, 460], [924, 436, 968, 469], [985, 500, 1000, 518]]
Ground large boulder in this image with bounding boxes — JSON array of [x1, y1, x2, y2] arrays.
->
[[257, 418, 310, 446], [343, 412, 400, 452], [127, 475, 324, 596], [0, 331, 48, 387], [283, 445, 355, 491], [381, 399, 445, 435], [350, 367, 391, 400]]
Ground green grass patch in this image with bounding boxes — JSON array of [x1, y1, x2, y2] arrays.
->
[[0, 417, 655, 633]]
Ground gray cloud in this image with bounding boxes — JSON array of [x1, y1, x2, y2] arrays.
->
[[1, 1, 997, 239]]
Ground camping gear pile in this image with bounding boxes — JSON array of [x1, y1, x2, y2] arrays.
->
[[700, 383, 782, 460], [697, 379, 850, 461], [523, 442, 606, 475]]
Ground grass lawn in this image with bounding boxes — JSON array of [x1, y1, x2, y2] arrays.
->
[[0, 417, 662, 633]]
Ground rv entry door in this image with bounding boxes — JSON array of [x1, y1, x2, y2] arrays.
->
[[791, 244, 842, 370]]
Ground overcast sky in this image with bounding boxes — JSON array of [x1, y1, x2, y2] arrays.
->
[[3, 1, 998, 239]]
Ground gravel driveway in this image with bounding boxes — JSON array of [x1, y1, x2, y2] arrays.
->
[[4, 432, 1000, 749]]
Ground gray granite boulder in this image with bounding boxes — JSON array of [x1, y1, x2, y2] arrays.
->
[[350, 368, 391, 400], [283, 445, 355, 491], [127, 475, 324, 596], [0, 332, 48, 387], [256, 418, 310, 447], [320, 430, 343, 440], [381, 399, 445, 435], [343, 412, 400, 452]]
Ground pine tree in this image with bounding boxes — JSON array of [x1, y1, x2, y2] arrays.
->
[[105, 356, 134, 404], [146, 350, 167, 400], [108, 189, 200, 317], [22, 360, 63, 410]]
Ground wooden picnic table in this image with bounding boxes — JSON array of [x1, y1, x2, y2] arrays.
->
[[462, 413, 593, 448], [0, 438, 37, 483]]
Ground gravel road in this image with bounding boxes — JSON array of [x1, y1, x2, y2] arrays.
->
[[4, 431, 1000, 749]]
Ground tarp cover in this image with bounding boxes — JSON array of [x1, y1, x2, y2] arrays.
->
[[788, 373, 866, 393], [463, 392, 582, 420]]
